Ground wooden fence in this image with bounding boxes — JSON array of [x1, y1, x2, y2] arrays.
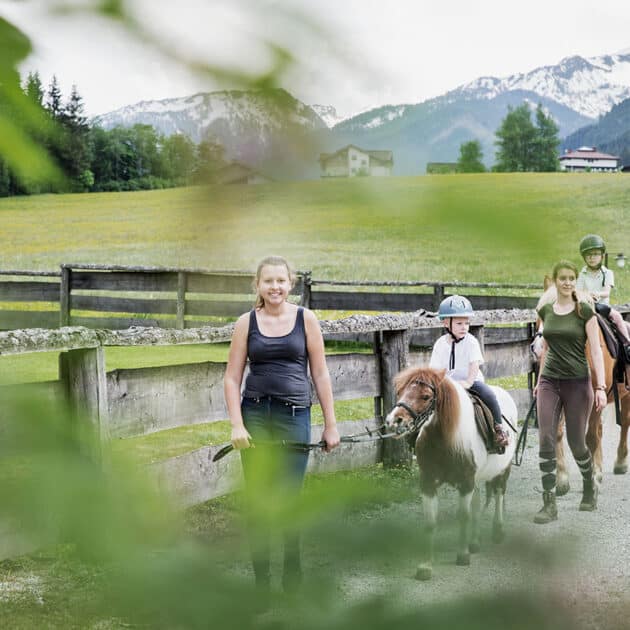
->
[[0, 309, 538, 512], [0, 264, 544, 331]]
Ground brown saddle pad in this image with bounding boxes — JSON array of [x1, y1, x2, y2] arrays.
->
[[467, 390, 503, 455]]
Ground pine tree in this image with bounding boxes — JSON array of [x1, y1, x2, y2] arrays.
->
[[62, 84, 93, 190], [45, 75, 63, 120], [24, 71, 44, 106]]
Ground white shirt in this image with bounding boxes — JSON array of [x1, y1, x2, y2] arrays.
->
[[429, 333, 485, 382], [577, 265, 614, 305]]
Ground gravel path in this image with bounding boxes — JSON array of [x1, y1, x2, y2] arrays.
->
[[301, 405, 630, 629]]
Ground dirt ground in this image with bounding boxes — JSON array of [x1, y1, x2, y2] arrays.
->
[[231, 405, 630, 630]]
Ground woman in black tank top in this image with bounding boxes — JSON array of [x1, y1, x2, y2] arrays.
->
[[224, 256, 339, 597]]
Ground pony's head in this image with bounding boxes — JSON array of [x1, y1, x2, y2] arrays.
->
[[385, 366, 460, 445]]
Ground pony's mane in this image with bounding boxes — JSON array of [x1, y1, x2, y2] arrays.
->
[[394, 366, 460, 445]]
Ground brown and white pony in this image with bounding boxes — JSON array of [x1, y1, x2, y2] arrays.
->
[[531, 278, 630, 494], [385, 367, 517, 581]]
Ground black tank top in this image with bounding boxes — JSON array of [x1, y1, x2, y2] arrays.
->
[[243, 307, 311, 405]]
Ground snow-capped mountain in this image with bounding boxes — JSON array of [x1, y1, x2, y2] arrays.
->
[[310, 104, 346, 128], [91, 47, 630, 177], [449, 52, 630, 120], [93, 88, 328, 178]]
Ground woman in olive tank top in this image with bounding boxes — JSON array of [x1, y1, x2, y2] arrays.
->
[[224, 256, 339, 597], [533, 261, 606, 525]]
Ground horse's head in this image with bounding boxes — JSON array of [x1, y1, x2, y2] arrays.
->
[[385, 367, 443, 435]]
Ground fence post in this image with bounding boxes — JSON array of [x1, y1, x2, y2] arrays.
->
[[59, 346, 110, 460], [378, 328, 412, 467], [433, 284, 444, 311], [176, 271, 187, 329], [301, 271, 312, 308], [59, 265, 72, 327]]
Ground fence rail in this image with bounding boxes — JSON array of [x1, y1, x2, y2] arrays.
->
[[0, 264, 548, 331]]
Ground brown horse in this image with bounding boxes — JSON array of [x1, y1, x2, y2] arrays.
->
[[385, 367, 517, 580], [531, 279, 630, 493]]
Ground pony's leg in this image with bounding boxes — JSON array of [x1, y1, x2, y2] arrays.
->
[[416, 493, 438, 581], [555, 415, 570, 496], [585, 409, 604, 482], [491, 470, 510, 544], [614, 395, 629, 474], [456, 490, 474, 567], [469, 486, 481, 554]]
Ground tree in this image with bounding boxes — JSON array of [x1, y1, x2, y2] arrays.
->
[[494, 104, 537, 172], [533, 104, 560, 172], [494, 103, 560, 172], [457, 140, 485, 173], [24, 71, 44, 106], [61, 84, 93, 190], [45, 75, 63, 120], [193, 138, 226, 183], [161, 133, 196, 181]]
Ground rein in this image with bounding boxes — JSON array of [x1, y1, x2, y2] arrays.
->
[[211, 424, 402, 462]]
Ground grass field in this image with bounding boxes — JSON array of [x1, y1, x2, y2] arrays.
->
[[1, 174, 629, 297]]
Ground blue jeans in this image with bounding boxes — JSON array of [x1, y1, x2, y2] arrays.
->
[[239, 396, 311, 585], [240, 396, 311, 486]]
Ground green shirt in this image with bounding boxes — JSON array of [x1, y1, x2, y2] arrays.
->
[[538, 302, 594, 379]]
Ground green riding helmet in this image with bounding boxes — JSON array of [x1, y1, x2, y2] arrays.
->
[[579, 234, 606, 258]]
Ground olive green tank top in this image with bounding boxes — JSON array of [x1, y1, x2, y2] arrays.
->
[[538, 302, 594, 379]]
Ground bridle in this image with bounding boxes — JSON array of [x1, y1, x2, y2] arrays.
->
[[391, 379, 437, 436]]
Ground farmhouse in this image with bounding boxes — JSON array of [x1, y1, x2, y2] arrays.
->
[[214, 161, 274, 185], [559, 147, 620, 172], [319, 145, 393, 178]]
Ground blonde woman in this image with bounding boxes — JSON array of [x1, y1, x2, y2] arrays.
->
[[224, 255, 339, 595]]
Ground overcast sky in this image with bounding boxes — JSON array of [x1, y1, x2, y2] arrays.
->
[[2, 0, 630, 117]]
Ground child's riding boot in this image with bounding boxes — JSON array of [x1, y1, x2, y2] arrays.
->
[[533, 491, 557, 524]]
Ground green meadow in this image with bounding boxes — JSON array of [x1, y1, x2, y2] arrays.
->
[[1, 173, 629, 289], [0, 173, 627, 459]]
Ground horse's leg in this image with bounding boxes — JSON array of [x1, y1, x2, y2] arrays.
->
[[456, 489, 473, 567], [614, 394, 629, 474], [585, 408, 603, 483], [555, 414, 570, 496], [416, 492, 438, 581], [491, 469, 510, 544], [469, 486, 481, 554]]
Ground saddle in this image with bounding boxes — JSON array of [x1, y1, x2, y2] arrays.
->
[[596, 314, 630, 390], [467, 389, 504, 455]]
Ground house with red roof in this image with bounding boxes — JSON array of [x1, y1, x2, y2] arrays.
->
[[559, 147, 620, 172]]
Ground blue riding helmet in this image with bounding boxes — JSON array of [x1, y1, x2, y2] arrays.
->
[[438, 295, 474, 320]]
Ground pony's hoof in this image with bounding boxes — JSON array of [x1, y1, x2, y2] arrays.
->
[[555, 480, 570, 496], [415, 565, 432, 581], [613, 463, 628, 475], [595, 472, 603, 484], [492, 526, 505, 544], [456, 553, 470, 566], [468, 542, 481, 554]]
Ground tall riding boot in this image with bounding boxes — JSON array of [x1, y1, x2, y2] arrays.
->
[[579, 477, 598, 511], [533, 491, 558, 524], [576, 451, 598, 511]]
